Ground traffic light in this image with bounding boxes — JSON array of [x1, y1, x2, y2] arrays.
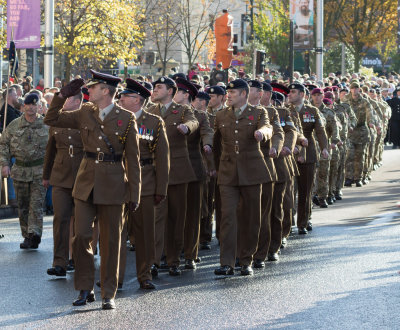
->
[[255, 50, 266, 75]]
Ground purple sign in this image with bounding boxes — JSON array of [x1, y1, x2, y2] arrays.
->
[[7, 0, 41, 49]]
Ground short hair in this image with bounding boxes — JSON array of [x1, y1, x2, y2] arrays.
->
[[100, 84, 117, 97], [3, 87, 16, 99]]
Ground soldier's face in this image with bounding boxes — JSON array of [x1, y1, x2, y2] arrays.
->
[[192, 98, 206, 111], [311, 93, 323, 105], [119, 93, 140, 111], [249, 87, 262, 105], [209, 94, 223, 108], [173, 90, 188, 104], [227, 89, 247, 107], [88, 84, 106, 103], [350, 87, 360, 97], [24, 103, 39, 116], [288, 89, 303, 104], [152, 84, 170, 102]]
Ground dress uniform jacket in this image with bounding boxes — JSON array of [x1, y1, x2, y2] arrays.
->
[[43, 127, 83, 187], [187, 109, 214, 181], [294, 103, 328, 163], [214, 105, 273, 186], [135, 110, 170, 196], [147, 102, 198, 184], [45, 93, 141, 205]]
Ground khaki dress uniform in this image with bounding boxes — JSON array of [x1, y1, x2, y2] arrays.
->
[[184, 109, 214, 261], [294, 103, 328, 229], [213, 104, 272, 268], [147, 102, 199, 268], [283, 109, 304, 237], [0, 114, 48, 241], [43, 127, 83, 269], [119, 109, 169, 284], [252, 106, 283, 261], [45, 94, 141, 300]]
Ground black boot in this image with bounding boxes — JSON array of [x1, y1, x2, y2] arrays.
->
[[344, 178, 353, 187]]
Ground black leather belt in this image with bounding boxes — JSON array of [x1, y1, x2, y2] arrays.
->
[[84, 151, 122, 162], [15, 158, 44, 167], [140, 158, 153, 167]]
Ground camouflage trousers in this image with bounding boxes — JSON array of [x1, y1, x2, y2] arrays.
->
[[374, 134, 383, 165], [345, 142, 367, 181], [335, 145, 347, 191], [364, 135, 376, 176], [316, 159, 330, 199], [13, 179, 46, 238], [328, 149, 340, 197]]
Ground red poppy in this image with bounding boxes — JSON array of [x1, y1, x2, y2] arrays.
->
[[117, 120, 123, 127], [248, 115, 254, 121], [172, 110, 179, 114]]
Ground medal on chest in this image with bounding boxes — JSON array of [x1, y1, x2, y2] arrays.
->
[[138, 124, 154, 141], [280, 118, 286, 126]]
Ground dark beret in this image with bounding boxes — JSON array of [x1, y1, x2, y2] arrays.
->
[[288, 83, 306, 93], [226, 79, 249, 91], [262, 82, 272, 92], [206, 85, 226, 95], [196, 91, 211, 101], [24, 93, 40, 105], [172, 73, 187, 81], [153, 76, 177, 88], [248, 80, 262, 89]]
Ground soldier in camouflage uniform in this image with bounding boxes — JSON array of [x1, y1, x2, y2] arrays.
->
[[311, 88, 340, 208], [0, 93, 48, 249], [344, 82, 373, 187]]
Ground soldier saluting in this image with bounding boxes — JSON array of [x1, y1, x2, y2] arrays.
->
[[44, 71, 141, 310]]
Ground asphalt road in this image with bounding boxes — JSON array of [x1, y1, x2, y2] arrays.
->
[[1, 147, 400, 329]]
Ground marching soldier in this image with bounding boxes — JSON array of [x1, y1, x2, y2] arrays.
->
[[45, 71, 141, 310], [43, 92, 84, 276], [200, 86, 226, 248], [213, 79, 273, 276], [288, 83, 329, 234], [118, 78, 169, 289], [0, 93, 48, 249], [147, 77, 199, 276]]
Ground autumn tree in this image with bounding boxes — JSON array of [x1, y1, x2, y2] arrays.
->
[[54, 0, 144, 81], [253, 0, 290, 69], [332, 0, 397, 72]]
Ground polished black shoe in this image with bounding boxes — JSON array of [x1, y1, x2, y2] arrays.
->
[[66, 259, 75, 272], [319, 198, 328, 208], [326, 197, 334, 205], [102, 298, 116, 310], [169, 266, 181, 276], [235, 258, 240, 268], [200, 242, 211, 250], [355, 180, 362, 187], [30, 235, 41, 249], [344, 178, 353, 187], [281, 237, 287, 248], [334, 193, 343, 201], [214, 265, 234, 275], [150, 264, 159, 277], [195, 257, 201, 263], [240, 265, 254, 276], [184, 259, 196, 270], [129, 244, 135, 251], [96, 280, 123, 289], [298, 227, 308, 235], [332, 195, 336, 202], [140, 280, 156, 290], [47, 265, 66, 277], [362, 178, 369, 185], [20, 237, 32, 249], [73, 290, 95, 306], [306, 221, 313, 231], [312, 195, 320, 206], [268, 253, 279, 261], [253, 259, 265, 268]]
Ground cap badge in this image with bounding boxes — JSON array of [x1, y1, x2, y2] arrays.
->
[[229, 83, 234, 88], [161, 77, 165, 82]]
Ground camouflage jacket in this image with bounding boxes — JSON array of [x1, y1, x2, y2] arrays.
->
[[0, 114, 49, 181], [345, 95, 372, 143]]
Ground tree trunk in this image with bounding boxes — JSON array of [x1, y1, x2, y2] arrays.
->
[[354, 51, 361, 72], [65, 58, 72, 83]]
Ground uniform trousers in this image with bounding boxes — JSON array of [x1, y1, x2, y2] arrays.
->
[[268, 181, 286, 254], [282, 178, 294, 238], [200, 176, 216, 244], [52, 186, 74, 268], [219, 184, 262, 268], [14, 179, 46, 238], [316, 159, 330, 199], [184, 181, 204, 260], [253, 182, 274, 260], [297, 163, 316, 229], [335, 146, 347, 192], [154, 183, 188, 267], [346, 142, 367, 180], [73, 197, 123, 299], [328, 150, 340, 197], [120, 196, 155, 284]]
